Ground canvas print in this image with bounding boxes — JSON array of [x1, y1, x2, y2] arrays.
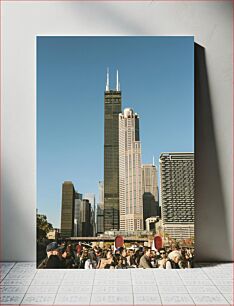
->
[[37, 36, 194, 269]]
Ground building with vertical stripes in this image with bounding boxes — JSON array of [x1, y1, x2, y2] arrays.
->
[[104, 69, 122, 231], [142, 164, 160, 228], [119, 108, 143, 231], [60, 181, 75, 238], [159, 152, 194, 239]]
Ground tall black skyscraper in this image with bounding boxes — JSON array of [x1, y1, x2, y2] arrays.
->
[[104, 69, 122, 231], [61, 181, 75, 237]]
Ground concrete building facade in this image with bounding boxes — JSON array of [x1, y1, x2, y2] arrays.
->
[[159, 152, 194, 239], [60, 181, 75, 238], [119, 108, 143, 231]]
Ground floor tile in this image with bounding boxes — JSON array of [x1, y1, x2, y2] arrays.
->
[[0, 294, 24, 305], [63, 273, 92, 280], [0, 285, 29, 294], [216, 285, 233, 293], [133, 293, 161, 305], [181, 279, 213, 286], [21, 294, 55, 304], [27, 285, 59, 293], [14, 262, 36, 266], [93, 278, 131, 285], [90, 293, 133, 305], [222, 293, 233, 304], [206, 273, 233, 279], [179, 274, 209, 280], [31, 278, 62, 286], [62, 278, 93, 285], [160, 294, 194, 305], [0, 267, 14, 274], [186, 285, 219, 293], [0, 273, 9, 280], [190, 293, 229, 305], [94, 274, 124, 280], [156, 279, 184, 285], [132, 285, 158, 293], [34, 274, 64, 280], [58, 285, 92, 293], [158, 285, 188, 294], [55, 294, 90, 305], [4, 272, 36, 280], [211, 279, 233, 286], [131, 275, 155, 281], [0, 262, 16, 269], [0, 279, 32, 286], [92, 285, 132, 293], [132, 278, 156, 285]]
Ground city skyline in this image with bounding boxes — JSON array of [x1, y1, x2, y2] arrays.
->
[[37, 36, 194, 228]]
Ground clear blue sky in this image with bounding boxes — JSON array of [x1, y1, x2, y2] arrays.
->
[[37, 36, 194, 228]]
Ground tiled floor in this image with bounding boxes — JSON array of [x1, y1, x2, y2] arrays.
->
[[0, 262, 233, 305]]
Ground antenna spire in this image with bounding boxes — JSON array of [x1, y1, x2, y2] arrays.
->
[[116, 69, 120, 91], [106, 67, 109, 91], [153, 155, 155, 166]]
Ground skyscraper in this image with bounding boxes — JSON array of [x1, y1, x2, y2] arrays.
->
[[60, 181, 75, 237], [159, 152, 194, 239], [80, 199, 92, 236], [142, 164, 160, 228], [98, 181, 104, 210], [83, 193, 96, 235], [104, 69, 122, 231], [142, 164, 158, 198], [97, 181, 104, 234], [119, 108, 143, 231], [74, 192, 82, 236]]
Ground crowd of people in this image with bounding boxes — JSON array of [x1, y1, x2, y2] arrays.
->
[[37, 240, 194, 269]]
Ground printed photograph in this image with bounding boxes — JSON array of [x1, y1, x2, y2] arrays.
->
[[37, 36, 194, 269]]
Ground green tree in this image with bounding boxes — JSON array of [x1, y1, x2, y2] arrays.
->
[[37, 214, 53, 240]]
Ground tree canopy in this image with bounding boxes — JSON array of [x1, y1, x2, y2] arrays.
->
[[37, 214, 53, 239]]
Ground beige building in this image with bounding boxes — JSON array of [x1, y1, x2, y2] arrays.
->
[[119, 108, 143, 231]]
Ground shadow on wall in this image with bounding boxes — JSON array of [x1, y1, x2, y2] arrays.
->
[[195, 43, 231, 262]]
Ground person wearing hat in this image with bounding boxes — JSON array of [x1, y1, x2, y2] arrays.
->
[[38, 242, 66, 269]]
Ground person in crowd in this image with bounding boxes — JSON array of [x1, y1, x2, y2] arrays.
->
[[38, 242, 66, 269], [37, 240, 194, 269], [97, 250, 115, 269], [119, 248, 129, 268], [37, 239, 47, 266], [79, 249, 89, 269], [139, 247, 153, 268], [85, 250, 97, 269], [184, 248, 194, 268], [126, 248, 137, 267], [168, 243, 181, 260], [157, 248, 168, 269], [166, 253, 183, 269], [150, 250, 157, 268], [63, 244, 76, 268]]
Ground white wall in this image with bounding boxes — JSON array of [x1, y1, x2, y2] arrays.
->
[[1, 1, 232, 261]]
